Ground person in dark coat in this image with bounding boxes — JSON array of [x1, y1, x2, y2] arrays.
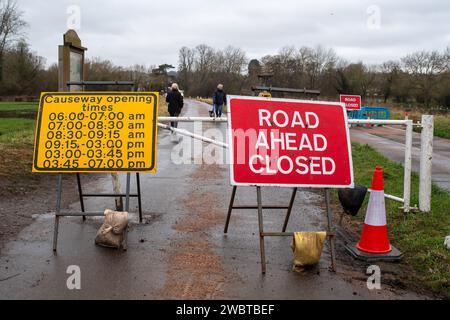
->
[[212, 84, 226, 118], [166, 83, 184, 128]]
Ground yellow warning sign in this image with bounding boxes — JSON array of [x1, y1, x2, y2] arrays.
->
[[258, 91, 272, 98], [32, 92, 158, 173]]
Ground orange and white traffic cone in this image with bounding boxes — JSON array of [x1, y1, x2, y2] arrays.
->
[[356, 165, 391, 253], [345, 165, 402, 262]]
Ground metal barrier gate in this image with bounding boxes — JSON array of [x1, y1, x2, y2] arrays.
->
[[158, 116, 434, 213]]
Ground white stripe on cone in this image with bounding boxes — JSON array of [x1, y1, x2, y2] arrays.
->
[[364, 190, 386, 227]]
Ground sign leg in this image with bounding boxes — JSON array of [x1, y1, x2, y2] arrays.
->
[[76, 173, 86, 221], [257, 186, 266, 274], [136, 173, 143, 223], [282, 188, 297, 232], [53, 174, 63, 252], [123, 173, 131, 251], [324, 189, 337, 272], [224, 186, 237, 234], [125, 173, 131, 212]]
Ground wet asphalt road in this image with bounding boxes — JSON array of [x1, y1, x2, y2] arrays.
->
[[351, 125, 450, 191], [0, 100, 429, 299]]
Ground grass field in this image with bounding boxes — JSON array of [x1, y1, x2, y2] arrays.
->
[[195, 97, 228, 113], [196, 97, 213, 105], [347, 143, 450, 297], [0, 102, 38, 111], [433, 115, 450, 139], [0, 118, 36, 144], [390, 108, 450, 139], [158, 99, 170, 116], [0, 118, 36, 189]]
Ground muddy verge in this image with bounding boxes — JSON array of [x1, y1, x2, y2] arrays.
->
[[327, 196, 442, 299], [0, 143, 101, 251]]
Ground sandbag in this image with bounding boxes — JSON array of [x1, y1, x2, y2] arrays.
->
[[338, 184, 368, 216], [291, 231, 327, 272], [95, 209, 129, 249]]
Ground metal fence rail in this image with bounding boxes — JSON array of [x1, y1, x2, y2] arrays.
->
[[158, 116, 434, 213]]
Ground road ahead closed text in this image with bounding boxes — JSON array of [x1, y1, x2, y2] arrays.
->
[[228, 96, 354, 187], [32, 92, 158, 173]]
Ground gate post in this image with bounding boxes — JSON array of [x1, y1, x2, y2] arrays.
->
[[419, 115, 434, 212], [403, 120, 413, 213]]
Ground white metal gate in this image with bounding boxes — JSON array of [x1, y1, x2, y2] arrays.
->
[[158, 115, 434, 213]]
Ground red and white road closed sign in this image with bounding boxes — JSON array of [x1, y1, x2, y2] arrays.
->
[[340, 94, 361, 110], [228, 96, 354, 188]]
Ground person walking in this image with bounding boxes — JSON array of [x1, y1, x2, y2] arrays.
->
[[212, 84, 226, 118], [166, 83, 184, 127]]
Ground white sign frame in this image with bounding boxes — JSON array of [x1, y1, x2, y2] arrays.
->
[[227, 95, 354, 188]]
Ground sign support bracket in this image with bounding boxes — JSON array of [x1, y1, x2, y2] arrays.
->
[[53, 173, 134, 252], [75, 173, 143, 223], [224, 186, 336, 274]]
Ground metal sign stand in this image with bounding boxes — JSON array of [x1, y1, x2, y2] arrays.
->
[[52, 81, 144, 252], [224, 186, 336, 274], [75, 172, 143, 223], [53, 172, 134, 251]]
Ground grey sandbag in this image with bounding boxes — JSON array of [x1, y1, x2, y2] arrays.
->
[[95, 209, 129, 249]]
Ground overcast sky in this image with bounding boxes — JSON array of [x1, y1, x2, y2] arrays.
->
[[19, 0, 450, 69]]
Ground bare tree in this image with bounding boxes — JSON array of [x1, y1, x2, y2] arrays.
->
[[180, 45, 450, 108], [260, 47, 297, 87], [222, 46, 247, 74], [305, 45, 337, 89], [3, 40, 43, 94], [195, 44, 215, 75], [379, 60, 400, 102], [444, 47, 450, 71], [178, 46, 195, 92], [192, 44, 216, 96], [0, 0, 27, 81], [277, 46, 297, 86], [402, 50, 447, 106], [178, 46, 195, 73], [40, 63, 58, 92], [130, 64, 152, 90]]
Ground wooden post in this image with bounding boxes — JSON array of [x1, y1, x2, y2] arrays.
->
[[111, 173, 123, 212]]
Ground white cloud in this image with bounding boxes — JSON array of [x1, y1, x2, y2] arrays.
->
[[19, 0, 450, 68]]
